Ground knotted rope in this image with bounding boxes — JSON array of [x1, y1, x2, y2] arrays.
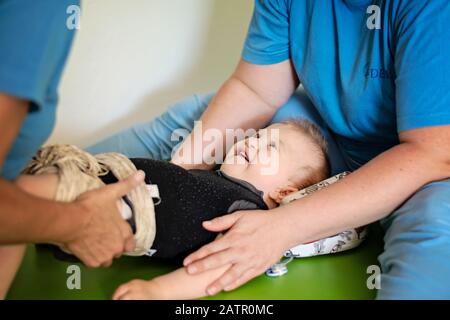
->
[[22, 144, 156, 256]]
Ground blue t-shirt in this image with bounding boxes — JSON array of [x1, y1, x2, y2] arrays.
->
[[0, 0, 78, 180], [242, 0, 450, 170]]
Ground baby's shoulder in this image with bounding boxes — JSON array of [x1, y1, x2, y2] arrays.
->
[[129, 158, 189, 181]]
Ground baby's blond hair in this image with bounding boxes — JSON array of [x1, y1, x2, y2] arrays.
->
[[281, 118, 330, 190]]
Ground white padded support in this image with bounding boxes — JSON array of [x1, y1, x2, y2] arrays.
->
[[281, 172, 368, 258]]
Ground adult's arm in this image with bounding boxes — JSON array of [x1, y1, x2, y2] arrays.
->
[[183, 0, 450, 294], [0, 94, 142, 267], [184, 125, 450, 294], [171, 59, 299, 169]]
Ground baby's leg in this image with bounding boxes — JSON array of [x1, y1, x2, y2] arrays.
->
[[0, 245, 26, 299], [113, 264, 231, 300], [15, 173, 59, 199], [0, 174, 58, 299]]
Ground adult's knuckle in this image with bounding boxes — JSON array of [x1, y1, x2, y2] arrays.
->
[[112, 242, 124, 254], [200, 260, 210, 270], [123, 229, 133, 241], [227, 233, 241, 243], [102, 260, 113, 268], [202, 247, 212, 256], [214, 254, 225, 265], [228, 268, 240, 280], [97, 253, 109, 264]]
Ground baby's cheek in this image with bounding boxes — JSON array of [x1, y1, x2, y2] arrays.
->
[[251, 168, 282, 190], [257, 157, 282, 177]]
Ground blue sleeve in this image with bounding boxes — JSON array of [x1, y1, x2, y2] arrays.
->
[[394, 0, 450, 133], [87, 93, 213, 160], [241, 0, 291, 65], [0, 0, 78, 112]]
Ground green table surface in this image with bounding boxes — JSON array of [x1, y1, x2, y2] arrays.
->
[[7, 225, 384, 300]]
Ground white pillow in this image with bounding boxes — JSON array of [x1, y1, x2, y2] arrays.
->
[[281, 172, 368, 258]]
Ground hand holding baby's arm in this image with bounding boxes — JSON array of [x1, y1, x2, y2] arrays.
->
[[183, 209, 290, 295]]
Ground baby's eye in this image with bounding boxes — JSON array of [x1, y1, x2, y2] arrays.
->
[[269, 141, 277, 149]]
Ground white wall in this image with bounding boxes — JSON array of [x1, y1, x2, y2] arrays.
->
[[49, 0, 254, 147]]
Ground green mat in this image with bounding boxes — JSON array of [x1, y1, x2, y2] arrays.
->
[[6, 225, 384, 300]]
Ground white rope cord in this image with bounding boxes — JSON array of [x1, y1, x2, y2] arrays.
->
[[22, 144, 156, 256]]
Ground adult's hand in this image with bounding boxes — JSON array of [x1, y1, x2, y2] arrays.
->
[[183, 210, 291, 295], [61, 171, 145, 268]]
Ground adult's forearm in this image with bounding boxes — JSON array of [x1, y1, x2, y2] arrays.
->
[[0, 179, 80, 245], [172, 77, 277, 169], [172, 59, 298, 169], [276, 142, 450, 248]]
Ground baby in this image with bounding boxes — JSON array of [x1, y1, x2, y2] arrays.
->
[[8, 119, 329, 299]]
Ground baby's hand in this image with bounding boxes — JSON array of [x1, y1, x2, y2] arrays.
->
[[112, 279, 165, 300]]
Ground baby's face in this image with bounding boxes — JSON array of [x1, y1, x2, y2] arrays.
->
[[220, 123, 317, 202]]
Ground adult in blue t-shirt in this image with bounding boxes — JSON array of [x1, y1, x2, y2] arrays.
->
[[0, 0, 141, 296], [89, 0, 450, 299]]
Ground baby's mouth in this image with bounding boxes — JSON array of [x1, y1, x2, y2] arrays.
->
[[236, 147, 250, 162]]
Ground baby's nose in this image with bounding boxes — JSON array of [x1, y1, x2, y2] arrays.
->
[[245, 138, 256, 152], [247, 137, 258, 149]]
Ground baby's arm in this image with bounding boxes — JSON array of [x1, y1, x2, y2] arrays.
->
[[113, 263, 231, 300]]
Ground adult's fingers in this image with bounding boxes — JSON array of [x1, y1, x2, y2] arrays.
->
[[101, 170, 145, 199], [202, 212, 244, 232], [116, 217, 134, 249], [108, 174, 142, 255], [100, 258, 113, 268], [74, 245, 101, 268], [88, 242, 113, 268], [207, 264, 255, 295], [96, 241, 116, 267], [223, 268, 258, 292], [186, 248, 235, 275], [183, 236, 230, 267], [124, 236, 136, 253]]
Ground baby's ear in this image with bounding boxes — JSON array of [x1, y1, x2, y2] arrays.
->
[[269, 186, 299, 204]]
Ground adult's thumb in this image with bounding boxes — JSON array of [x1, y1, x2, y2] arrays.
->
[[105, 170, 145, 199], [203, 212, 244, 232]]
